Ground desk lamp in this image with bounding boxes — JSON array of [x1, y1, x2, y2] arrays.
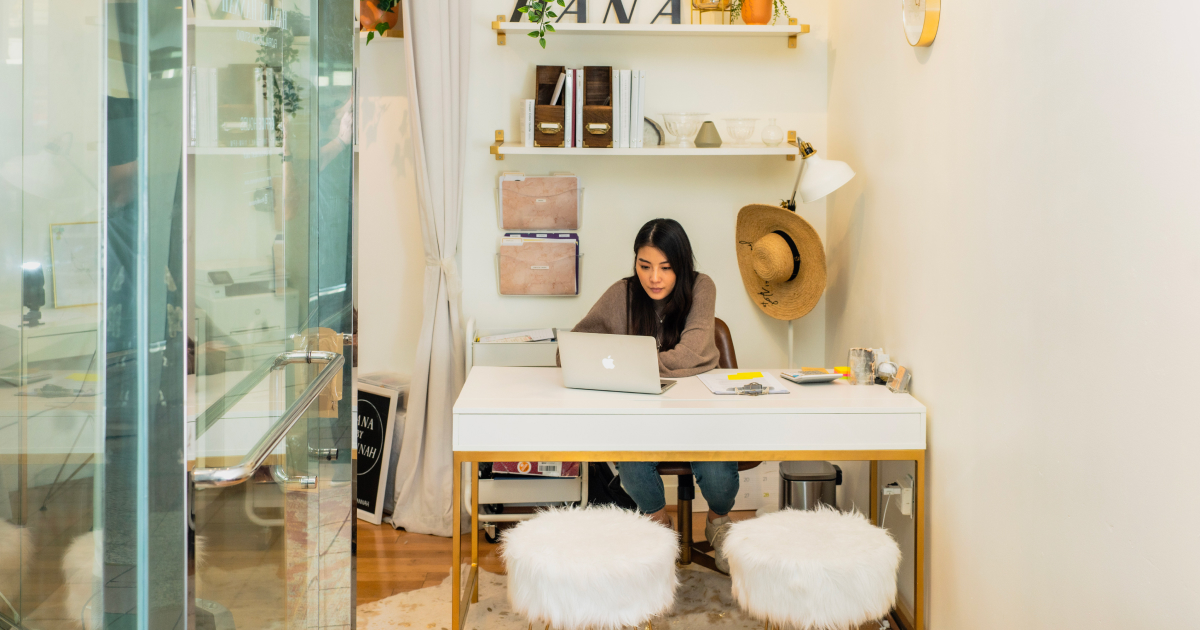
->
[[779, 139, 855, 367], [783, 139, 856, 210], [22, 262, 45, 327]]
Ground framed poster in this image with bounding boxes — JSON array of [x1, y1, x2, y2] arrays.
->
[[356, 382, 399, 524], [49, 222, 100, 308]]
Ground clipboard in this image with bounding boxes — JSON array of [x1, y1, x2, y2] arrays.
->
[[696, 371, 791, 395]]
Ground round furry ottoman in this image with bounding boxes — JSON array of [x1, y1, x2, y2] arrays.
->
[[724, 508, 901, 630], [500, 506, 679, 630]]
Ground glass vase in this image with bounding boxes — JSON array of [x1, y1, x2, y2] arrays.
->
[[761, 118, 784, 146]]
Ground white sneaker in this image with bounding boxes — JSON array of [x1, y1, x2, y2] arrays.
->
[[705, 515, 732, 573]]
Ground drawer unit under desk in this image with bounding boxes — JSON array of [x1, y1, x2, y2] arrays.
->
[[472, 340, 559, 367]]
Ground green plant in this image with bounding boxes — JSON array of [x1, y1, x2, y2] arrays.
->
[[365, 0, 399, 44], [518, 0, 566, 49], [730, 0, 791, 25], [257, 12, 304, 144]]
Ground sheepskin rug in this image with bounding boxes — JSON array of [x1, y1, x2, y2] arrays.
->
[[724, 508, 901, 630], [500, 506, 679, 630], [358, 565, 779, 630]]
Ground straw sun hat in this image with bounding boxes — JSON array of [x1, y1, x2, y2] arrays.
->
[[735, 204, 826, 321]]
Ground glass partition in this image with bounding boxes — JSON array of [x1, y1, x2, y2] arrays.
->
[[186, 0, 355, 626]]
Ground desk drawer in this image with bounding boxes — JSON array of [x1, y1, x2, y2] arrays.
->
[[454, 412, 926, 453]]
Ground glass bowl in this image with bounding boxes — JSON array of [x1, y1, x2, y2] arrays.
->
[[661, 113, 707, 147], [724, 118, 758, 146]]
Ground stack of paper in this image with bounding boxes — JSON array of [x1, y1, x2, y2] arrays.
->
[[696, 370, 791, 395]]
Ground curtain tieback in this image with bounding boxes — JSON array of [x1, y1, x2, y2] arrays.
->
[[427, 255, 462, 298]]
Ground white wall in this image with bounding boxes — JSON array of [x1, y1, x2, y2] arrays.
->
[[826, 1, 1200, 626], [461, 0, 828, 367], [356, 36, 425, 378]]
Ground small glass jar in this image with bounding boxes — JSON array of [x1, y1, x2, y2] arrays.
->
[[761, 118, 784, 147]]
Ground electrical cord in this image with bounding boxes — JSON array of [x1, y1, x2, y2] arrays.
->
[[881, 494, 893, 529]]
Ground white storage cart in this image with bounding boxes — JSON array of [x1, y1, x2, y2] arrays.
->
[[463, 319, 588, 542]]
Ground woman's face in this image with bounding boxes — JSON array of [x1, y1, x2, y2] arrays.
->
[[636, 246, 676, 301]]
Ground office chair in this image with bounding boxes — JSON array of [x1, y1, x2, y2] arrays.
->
[[656, 317, 760, 573]]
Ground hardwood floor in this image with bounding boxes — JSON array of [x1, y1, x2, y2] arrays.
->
[[356, 508, 755, 607]]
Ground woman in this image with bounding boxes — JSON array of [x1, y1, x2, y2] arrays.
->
[[569, 218, 739, 571]]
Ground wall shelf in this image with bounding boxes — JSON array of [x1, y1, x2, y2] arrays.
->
[[188, 18, 278, 28], [188, 147, 283, 155], [490, 130, 800, 160], [492, 18, 809, 47]]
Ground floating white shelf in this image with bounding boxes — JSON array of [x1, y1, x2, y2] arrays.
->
[[494, 143, 797, 157], [492, 18, 809, 47], [490, 130, 800, 161], [188, 18, 278, 28], [188, 147, 283, 155]]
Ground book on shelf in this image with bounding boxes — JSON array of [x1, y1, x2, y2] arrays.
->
[[564, 69, 573, 147], [550, 71, 566, 106], [612, 70, 622, 150], [629, 69, 641, 148], [523, 99, 535, 147], [636, 70, 646, 148], [574, 68, 584, 148], [624, 69, 633, 147]]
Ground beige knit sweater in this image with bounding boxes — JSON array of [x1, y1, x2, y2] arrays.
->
[[561, 273, 719, 378]]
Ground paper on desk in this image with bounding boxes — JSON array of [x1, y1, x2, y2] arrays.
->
[[697, 370, 791, 395]]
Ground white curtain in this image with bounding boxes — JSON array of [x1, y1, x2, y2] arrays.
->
[[390, 0, 470, 537]]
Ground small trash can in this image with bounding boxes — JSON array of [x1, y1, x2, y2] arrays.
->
[[779, 461, 842, 511]]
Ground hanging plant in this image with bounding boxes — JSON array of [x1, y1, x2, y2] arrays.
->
[[518, 0, 566, 49]]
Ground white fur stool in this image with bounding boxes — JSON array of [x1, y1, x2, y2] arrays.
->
[[500, 506, 679, 630], [724, 508, 902, 630]]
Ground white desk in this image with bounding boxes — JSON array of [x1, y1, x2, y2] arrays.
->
[[452, 367, 928, 630]]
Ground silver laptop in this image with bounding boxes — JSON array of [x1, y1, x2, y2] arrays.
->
[[557, 331, 677, 395]]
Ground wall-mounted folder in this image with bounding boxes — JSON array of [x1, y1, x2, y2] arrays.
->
[[498, 173, 581, 230], [498, 233, 579, 296]]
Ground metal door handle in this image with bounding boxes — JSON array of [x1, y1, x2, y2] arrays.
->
[[193, 351, 345, 489]]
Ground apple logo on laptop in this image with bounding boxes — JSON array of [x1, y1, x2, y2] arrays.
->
[[602, 356, 615, 370]]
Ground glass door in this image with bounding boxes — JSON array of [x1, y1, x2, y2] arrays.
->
[[185, 0, 355, 628]]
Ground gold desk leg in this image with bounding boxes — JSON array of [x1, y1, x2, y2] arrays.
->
[[452, 459, 462, 628], [471, 461, 480, 603], [915, 451, 926, 630], [869, 461, 879, 523]]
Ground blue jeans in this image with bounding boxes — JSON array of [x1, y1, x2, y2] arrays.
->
[[617, 461, 740, 516]]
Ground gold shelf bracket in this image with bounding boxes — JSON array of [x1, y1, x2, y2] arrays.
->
[[493, 15, 507, 45], [786, 131, 797, 161], [491, 130, 505, 160], [787, 18, 810, 49]]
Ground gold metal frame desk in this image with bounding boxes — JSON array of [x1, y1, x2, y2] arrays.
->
[[451, 367, 927, 630]]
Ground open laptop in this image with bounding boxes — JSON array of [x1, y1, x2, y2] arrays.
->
[[557, 331, 677, 395]]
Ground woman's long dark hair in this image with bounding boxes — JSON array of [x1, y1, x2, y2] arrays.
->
[[626, 218, 697, 351]]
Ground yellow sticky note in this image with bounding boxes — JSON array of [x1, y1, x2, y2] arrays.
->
[[68, 373, 99, 382], [727, 372, 764, 380]]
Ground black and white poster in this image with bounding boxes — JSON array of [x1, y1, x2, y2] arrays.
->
[[356, 383, 399, 524]]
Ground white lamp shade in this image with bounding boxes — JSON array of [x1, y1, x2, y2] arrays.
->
[[798, 153, 856, 204]]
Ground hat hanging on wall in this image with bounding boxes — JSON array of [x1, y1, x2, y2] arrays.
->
[[735, 204, 826, 321]]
